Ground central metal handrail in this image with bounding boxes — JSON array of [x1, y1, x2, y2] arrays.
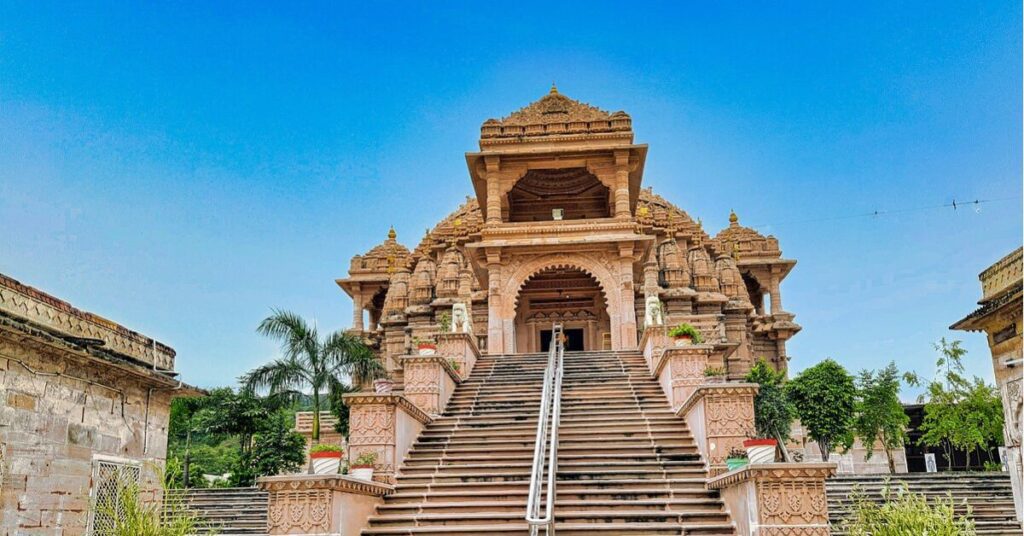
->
[[526, 323, 564, 536]]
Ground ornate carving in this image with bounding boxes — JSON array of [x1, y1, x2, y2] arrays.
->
[[347, 404, 395, 445], [266, 490, 331, 533]]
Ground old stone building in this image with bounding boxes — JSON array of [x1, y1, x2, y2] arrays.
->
[[337, 86, 801, 383], [952, 247, 1023, 521], [0, 273, 199, 535]]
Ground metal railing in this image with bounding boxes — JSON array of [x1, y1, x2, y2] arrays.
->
[[526, 323, 565, 536]]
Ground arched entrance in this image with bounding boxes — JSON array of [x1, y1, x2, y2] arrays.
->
[[513, 267, 611, 353]]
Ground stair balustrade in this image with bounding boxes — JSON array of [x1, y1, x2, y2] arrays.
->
[[526, 324, 564, 536]]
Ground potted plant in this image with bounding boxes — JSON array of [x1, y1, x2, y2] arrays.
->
[[350, 451, 378, 481], [703, 366, 727, 383], [373, 376, 394, 394], [309, 444, 344, 475], [667, 323, 703, 346], [448, 359, 461, 373], [725, 447, 749, 471], [743, 438, 778, 464], [414, 337, 437, 356]]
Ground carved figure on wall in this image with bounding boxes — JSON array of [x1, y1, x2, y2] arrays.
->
[[645, 295, 664, 327], [452, 302, 472, 334]]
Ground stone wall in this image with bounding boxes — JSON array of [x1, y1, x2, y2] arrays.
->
[[0, 332, 176, 535]]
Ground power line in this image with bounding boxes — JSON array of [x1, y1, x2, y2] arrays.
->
[[747, 196, 1018, 230]]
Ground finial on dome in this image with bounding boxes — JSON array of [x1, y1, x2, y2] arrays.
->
[[387, 226, 397, 240], [729, 209, 738, 225], [550, 82, 558, 94]]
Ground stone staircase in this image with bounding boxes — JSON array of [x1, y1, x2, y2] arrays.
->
[[362, 350, 736, 535], [827, 472, 1021, 535], [164, 487, 268, 534]]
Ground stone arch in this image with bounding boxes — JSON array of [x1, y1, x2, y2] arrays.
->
[[496, 253, 628, 352]]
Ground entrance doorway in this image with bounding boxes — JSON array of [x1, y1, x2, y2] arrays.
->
[[540, 328, 585, 352]]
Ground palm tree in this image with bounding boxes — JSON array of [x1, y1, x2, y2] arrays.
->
[[241, 310, 386, 470]]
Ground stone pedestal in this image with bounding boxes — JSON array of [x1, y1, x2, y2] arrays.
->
[[677, 383, 758, 475], [399, 354, 461, 417], [343, 393, 432, 484], [258, 474, 393, 536], [639, 326, 669, 373], [437, 332, 480, 379], [707, 463, 836, 536], [652, 345, 713, 409]]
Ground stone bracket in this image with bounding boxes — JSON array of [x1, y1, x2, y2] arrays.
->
[[707, 462, 836, 536]]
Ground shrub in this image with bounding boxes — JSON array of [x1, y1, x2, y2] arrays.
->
[[841, 485, 975, 536], [667, 323, 703, 343], [745, 359, 796, 445], [703, 366, 727, 377], [309, 443, 343, 454]]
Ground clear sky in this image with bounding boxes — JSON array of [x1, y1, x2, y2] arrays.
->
[[1, 2, 1020, 398]]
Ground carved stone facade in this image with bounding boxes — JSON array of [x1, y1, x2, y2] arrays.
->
[[335, 88, 800, 387], [0, 272, 200, 535], [343, 393, 431, 484], [708, 463, 836, 536], [952, 247, 1023, 521], [258, 474, 393, 536], [677, 383, 758, 474]]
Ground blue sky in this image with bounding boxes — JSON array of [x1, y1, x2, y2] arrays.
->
[[1, 2, 1019, 398]]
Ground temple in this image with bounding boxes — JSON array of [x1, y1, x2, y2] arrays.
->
[[337, 86, 801, 378]]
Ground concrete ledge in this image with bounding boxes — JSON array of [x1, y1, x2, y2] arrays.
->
[[707, 463, 836, 536], [258, 474, 393, 535]]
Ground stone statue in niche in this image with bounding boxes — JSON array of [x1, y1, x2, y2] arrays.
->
[[644, 295, 664, 327], [452, 302, 472, 334]]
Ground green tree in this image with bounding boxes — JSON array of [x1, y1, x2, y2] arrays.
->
[[241, 310, 386, 470], [850, 362, 916, 474], [918, 339, 1005, 469], [745, 358, 797, 461], [786, 358, 856, 461]]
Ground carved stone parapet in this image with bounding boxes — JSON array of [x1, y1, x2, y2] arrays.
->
[[676, 383, 758, 475], [258, 473, 394, 535], [398, 354, 461, 417], [343, 393, 431, 484], [639, 326, 669, 374], [652, 345, 712, 409], [437, 332, 480, 379], [706, 463, 836, 536]]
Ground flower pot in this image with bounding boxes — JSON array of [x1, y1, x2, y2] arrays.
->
[[705, 375, 726, 384], [725, 457, 749, 472], [374, 379, 394, 394], [417, 344, 437, 356], [310, 451, 343, 475], [743, 438, 778, 464], [350, 465, 374, 481], [673, 335, 693, 347]]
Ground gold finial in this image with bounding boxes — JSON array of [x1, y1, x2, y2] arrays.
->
[[550, 82, 558, 94], [387, 226, 397, 240], [729, 209, 738, 225]]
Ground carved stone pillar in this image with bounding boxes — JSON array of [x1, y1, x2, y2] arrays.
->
[[707, 463, 837, 536], [399, 354, 460, 417], [769, 270, 783, 314], [344, 394, 431, 484], [617, 255, 638, 349], [486, 254, 505, 354], [438, 332, 480, 379], [613, 150, 631, 218], [485, 156, 501, 224], [676, 383, 758, 475], [351, 287, 364, 332], [258, 474, 393, 536]]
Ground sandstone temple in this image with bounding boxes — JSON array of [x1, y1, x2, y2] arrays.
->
[[337, 85, 800, 379]]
